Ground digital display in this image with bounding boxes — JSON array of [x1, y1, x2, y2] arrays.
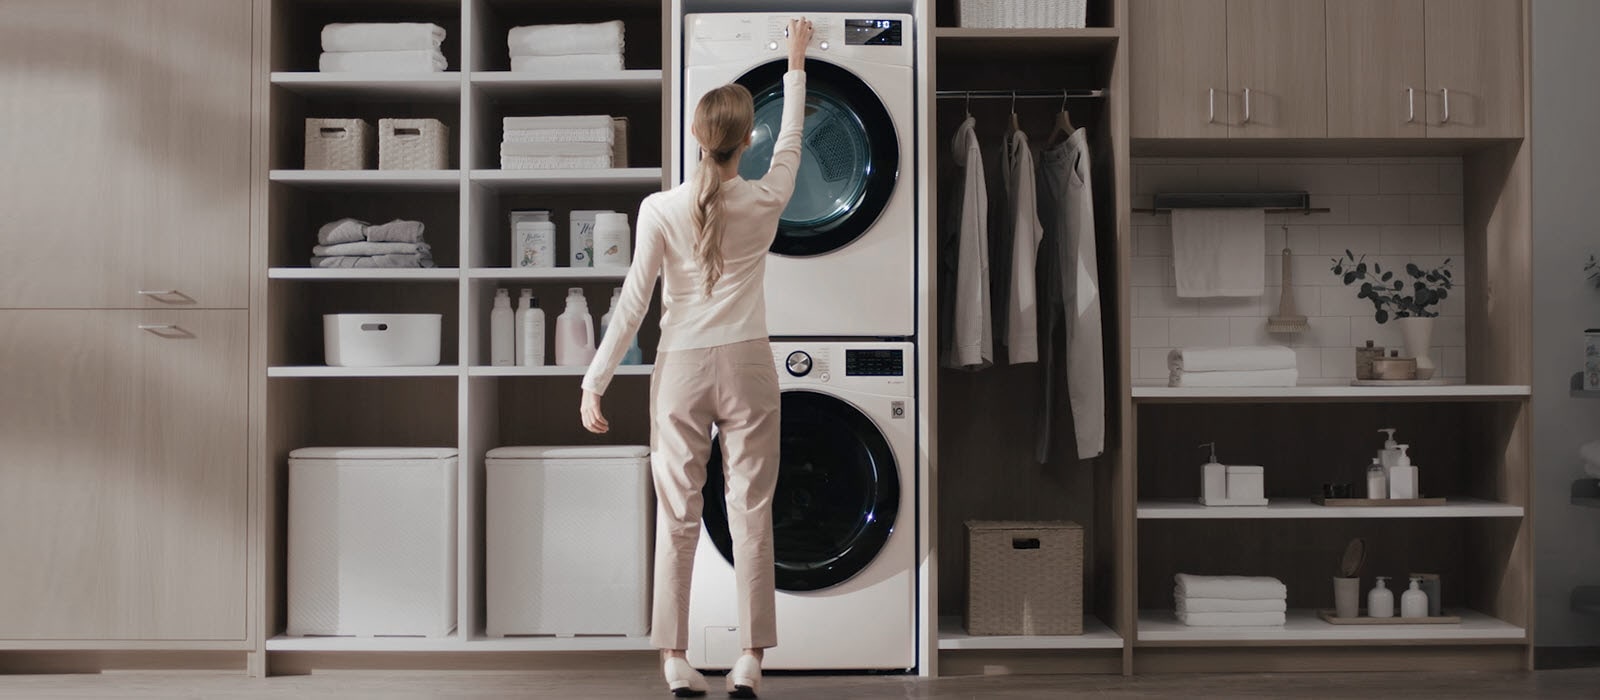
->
[[846, 349, 904, 377], [845, 19, 902, 46]]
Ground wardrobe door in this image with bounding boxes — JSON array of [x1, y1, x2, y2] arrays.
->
[[1327, 0, 1427, 138], [1424, 0, 1525, 138], [1130, 0, 1230, 139], [0, 310, 248, 640], [1226, 0, 1328, 138], [0, 0, 252, 309]]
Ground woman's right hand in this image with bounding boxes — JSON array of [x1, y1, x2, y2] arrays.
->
[[787, 17, 814, 72], [580, 389, 610, 434]]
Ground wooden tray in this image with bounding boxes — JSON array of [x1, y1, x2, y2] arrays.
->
[[1318, 609, 1460, 625], [1312, 497, 1446, 507]]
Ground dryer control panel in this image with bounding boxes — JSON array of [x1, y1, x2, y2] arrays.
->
[[685, 12, 914, 67]]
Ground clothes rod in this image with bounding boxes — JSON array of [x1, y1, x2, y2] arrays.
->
[[936, 89, 1107, 99]]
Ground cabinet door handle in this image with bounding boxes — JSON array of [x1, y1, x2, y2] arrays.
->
[[1208, 88, 1216, 124], [139, 324, 178, 332], [138, 290, 179, 297], [1406, 87, 1416, 123], [1242, 87, 1252, 125], [1440, 87, 1451, 124]]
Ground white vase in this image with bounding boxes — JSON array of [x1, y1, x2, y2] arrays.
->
[[1397, 316, 1436, 380]]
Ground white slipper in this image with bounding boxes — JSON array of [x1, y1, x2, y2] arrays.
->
[[664, 657, 708, 697], [726, 654, 761, 698]]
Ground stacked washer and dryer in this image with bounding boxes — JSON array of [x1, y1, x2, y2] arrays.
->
[[680, 11, 920, 671]]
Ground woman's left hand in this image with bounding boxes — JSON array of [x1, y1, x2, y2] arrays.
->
[[581, 390, 610, 434]]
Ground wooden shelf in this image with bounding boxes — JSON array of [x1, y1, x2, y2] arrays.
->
[[269, 170, 462, 191], [1136, 609, 1524, 645], [266, 635, 464, 652], [467, 365, 652, 378], [268, 366, 461, 378], [1132, 380, 1531, 403], [1137, 498, 1523, 520], [937, 616, 1122, 650], [471, 70, 662, 98], [468, 268, 627, 282], [269, 268, 460, 281], [469, 168, 663, 192], [270, 72, 462, 99]]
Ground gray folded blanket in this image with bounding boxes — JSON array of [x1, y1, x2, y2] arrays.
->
[[311, 254, 435, 268], [365, 219, 427, 243], [312, 241, 432, 257], [315, 218, 427, 245], [318, 218, 369, 245]]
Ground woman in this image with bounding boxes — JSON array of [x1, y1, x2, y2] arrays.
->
[[580, 17, 814, 699]]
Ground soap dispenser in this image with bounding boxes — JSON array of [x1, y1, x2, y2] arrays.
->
[[1389, 445, 1418, 499], [1401, 576, 1429, 618], [490, 288, 514, 367], [1200, 442, 1227, 505], [1368, 576, 1395, 618], [1378, 429, 1402, 469], [1365, 458, 1389, 500]]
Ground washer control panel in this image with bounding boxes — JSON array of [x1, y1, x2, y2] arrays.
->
[[771, 342, 911, 396]]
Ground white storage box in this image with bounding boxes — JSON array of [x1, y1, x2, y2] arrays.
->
[[323, 313, 442, 367], [287, 447, 458, 638], [379, 118, 450, 170], [960, 0, 1088, 28], [486, 445, 652, 637], [305, 118, 373, 170]]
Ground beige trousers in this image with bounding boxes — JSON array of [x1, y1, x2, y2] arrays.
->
[[649, 338, 780, 651]]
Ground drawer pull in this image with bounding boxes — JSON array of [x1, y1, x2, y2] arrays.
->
[[1012, 538, 1041, 550]]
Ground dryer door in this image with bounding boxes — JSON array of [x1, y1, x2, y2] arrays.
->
[[702, 390, 901, 591], [733, 58, 900, 258]]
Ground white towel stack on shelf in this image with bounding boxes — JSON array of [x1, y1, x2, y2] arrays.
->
[[1174, 574, 1287, 627], [1168, 345, 1299, 388], [320, 23, 448, 73], [311, 218, 435, 268], [508, 21, 625, 75], [501, 116, 625, 170]]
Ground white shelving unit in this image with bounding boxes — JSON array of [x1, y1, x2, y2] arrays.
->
[[462, 635, 655, 652], [269, 268, 461, 281], [269, 169, 463, 191], [1135, 609, 1525, 644], [271, 72, 463, 98], [937, 616, 1123, 650], [265, 635, 466, 652], [470, 70, 663, 97], [1137, 498, 1524, 520], [469, 168, 664, 192], [1131, 380, 1532, 403], [468, 268, 627, 281], [466, 365, 653, 377], [268, 366, 463, 378]]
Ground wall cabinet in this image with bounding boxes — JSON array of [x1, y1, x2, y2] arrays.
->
[[1423, 0, 1524, 138], [1226, 0, 1327, 138], [1326, 0, 1428, 138], [1130, 0, 1230, 139], [0, 310, 248, 641]]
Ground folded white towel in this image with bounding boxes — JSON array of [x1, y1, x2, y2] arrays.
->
[[1169, 368, 1299, 388], [1177, 611, 1287, 627], [311, 254, 434, 269], [508, 21, 624, 57], [500, 142, 611, 158], [503, 127, 615, 144], [1169, 345, 1297, 373], [322, 23, 445, 52], [510, 54, 624, 74], [319, 50, 447, 73], [312, 241, 432, 257], [1172, 208, 1266, 298], [503, 115, 614, 131], [1174, 574, 1287, 601], [501, 154, 613, 170], [1176, 597, 1288, 613], [317, 218, 369, 246]]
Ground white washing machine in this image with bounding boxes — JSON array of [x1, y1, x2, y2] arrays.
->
[[682, 13, 915, 338], [688, 341, 915, 671]]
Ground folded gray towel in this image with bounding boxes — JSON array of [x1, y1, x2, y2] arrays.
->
[[364, 219, 427, 243], [317, 218, 369, 245], [310, 254, 434, 268], [312, 241, 432, 257]]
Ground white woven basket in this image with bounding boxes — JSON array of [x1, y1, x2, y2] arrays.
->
[[305, 118, 372, 170], [379, 118, 450, 170], [959, 0, 1088, 28]]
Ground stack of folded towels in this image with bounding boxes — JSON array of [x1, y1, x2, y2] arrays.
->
[[1168, 345, 1299, 388], [508, 21, 625, 74], [501, 116, 620, 170], [320, 23, 448, 73], [311, 218, 434, 269], [1174, 574, 1287, 627]]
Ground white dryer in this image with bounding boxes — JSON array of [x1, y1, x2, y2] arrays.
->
[[688, 341, 915, 671], [682, 13, 916, 338]]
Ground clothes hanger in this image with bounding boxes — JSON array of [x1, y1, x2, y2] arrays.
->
[[964, 90, 972, 120], [1045, 90, 1077, 147], [1009, 91, 1020, 132]]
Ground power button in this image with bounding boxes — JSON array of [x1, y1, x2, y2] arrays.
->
[[785, 351, 812, 377]]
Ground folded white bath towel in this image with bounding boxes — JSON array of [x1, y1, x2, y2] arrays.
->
[[503, 127, 615, 144], [319, 50, 447, 73], [312, 241, 432, 258], [1169, 345, 1297, 373], [503, 115, 614, 131], [1174, 574, 1287, 601], [322, 23, 445, 52], [510, 53, 624, 74], [1168, 368, 1299, 388], [500, 142, 612, 158], [1177, 611, 1287, 627], [501, 154, 613, 171], [1172, 208, 1266, 298], [317, 218, 369, 246], [508, 21, 624, 57], [1176, 597, 1288, 613]]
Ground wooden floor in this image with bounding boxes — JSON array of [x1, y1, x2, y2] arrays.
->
[[1, 669, 1598, 699]]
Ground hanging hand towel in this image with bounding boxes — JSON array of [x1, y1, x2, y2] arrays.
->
[[1176, 597, 1288, 613], [510, 53, 624, 75], [508, 21, 624, 57], [321, 23, 445, 52], [319, 50, 448, 73], [317, 218, 369, 246], [363, 219, 427, 244], [1174, 574, 1288, 601], [1168, 345, 1297, 373], [1176, 611, 1287, 627], [1168, 368, 1299, 388], [1171, 208, 1266, 297]]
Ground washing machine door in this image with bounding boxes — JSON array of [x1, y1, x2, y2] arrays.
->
[[733, 58, 900, 258], [702, 390, 901, 592]]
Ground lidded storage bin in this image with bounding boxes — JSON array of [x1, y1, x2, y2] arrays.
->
[[287, 447, 458, 638], [959, 0, 1088, 28], [379, 118, 450, 170], [323, 313, 442, 367], [485, 446, 652, 637], [305, 118, 373, 170], [965, 520, 1084, 635]]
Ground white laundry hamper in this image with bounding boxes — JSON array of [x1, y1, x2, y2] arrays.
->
[[287, 447, 458, 638], [485, 446, 652, 637]]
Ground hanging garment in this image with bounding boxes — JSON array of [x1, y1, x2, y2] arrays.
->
[[1035, 128, 1104, 462], [939, 117, 992, 370], [998, 128, 1043, 364]]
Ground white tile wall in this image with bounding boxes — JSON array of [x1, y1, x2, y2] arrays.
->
[[1131, 157, 1468, 381]]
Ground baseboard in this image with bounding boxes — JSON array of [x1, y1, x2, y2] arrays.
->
[[1535, 646, 1600, 670]]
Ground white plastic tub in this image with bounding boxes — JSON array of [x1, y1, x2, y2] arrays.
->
[[323, 313, 442, 367]]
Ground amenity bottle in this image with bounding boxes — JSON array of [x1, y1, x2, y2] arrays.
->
[[1401, 576, 1429, 618], [515, 289, 545, 367], [555, 287, 596, 367], [600, 287, 642, 366], [490, 288, 514, 367], [1365, 458, 1388, 500], [1389, 445, 1418, 499], [1368, 576, 1395, 618]]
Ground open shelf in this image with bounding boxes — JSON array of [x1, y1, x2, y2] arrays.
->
[[270, 170, 462, 191], [266, 635, 463, 652], [934, 27, 1119, 61], [470, 70, 662, 98], [1137, 498, 1523, 520], [468, 268, 627, 281], [1132, 380, 1531, 403], [269, 366, 462, 378], [1570, 372, 1600, 398], [271, 72, 462, 98], [937, 616, 1122, 651], [469, 168, 663, 192], [1136, 609, 1524, 645], [467, 365, 651, 378], [462, 635, 654, 652], [269, 268, 460, 281]]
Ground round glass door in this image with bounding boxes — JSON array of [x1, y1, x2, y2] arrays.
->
[[734, 58, 900, 258], [701, 390, 901, 592]]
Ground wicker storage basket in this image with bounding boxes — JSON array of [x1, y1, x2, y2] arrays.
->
[[611, 117, 629, 168], [959, 0, 1088, 28], [305, 118, 373, 170], [379, 118, 450, 170], [965, 520, 1084, 635]]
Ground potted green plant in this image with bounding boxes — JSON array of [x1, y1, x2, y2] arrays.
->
[[1330, 252, 1454, 379]]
